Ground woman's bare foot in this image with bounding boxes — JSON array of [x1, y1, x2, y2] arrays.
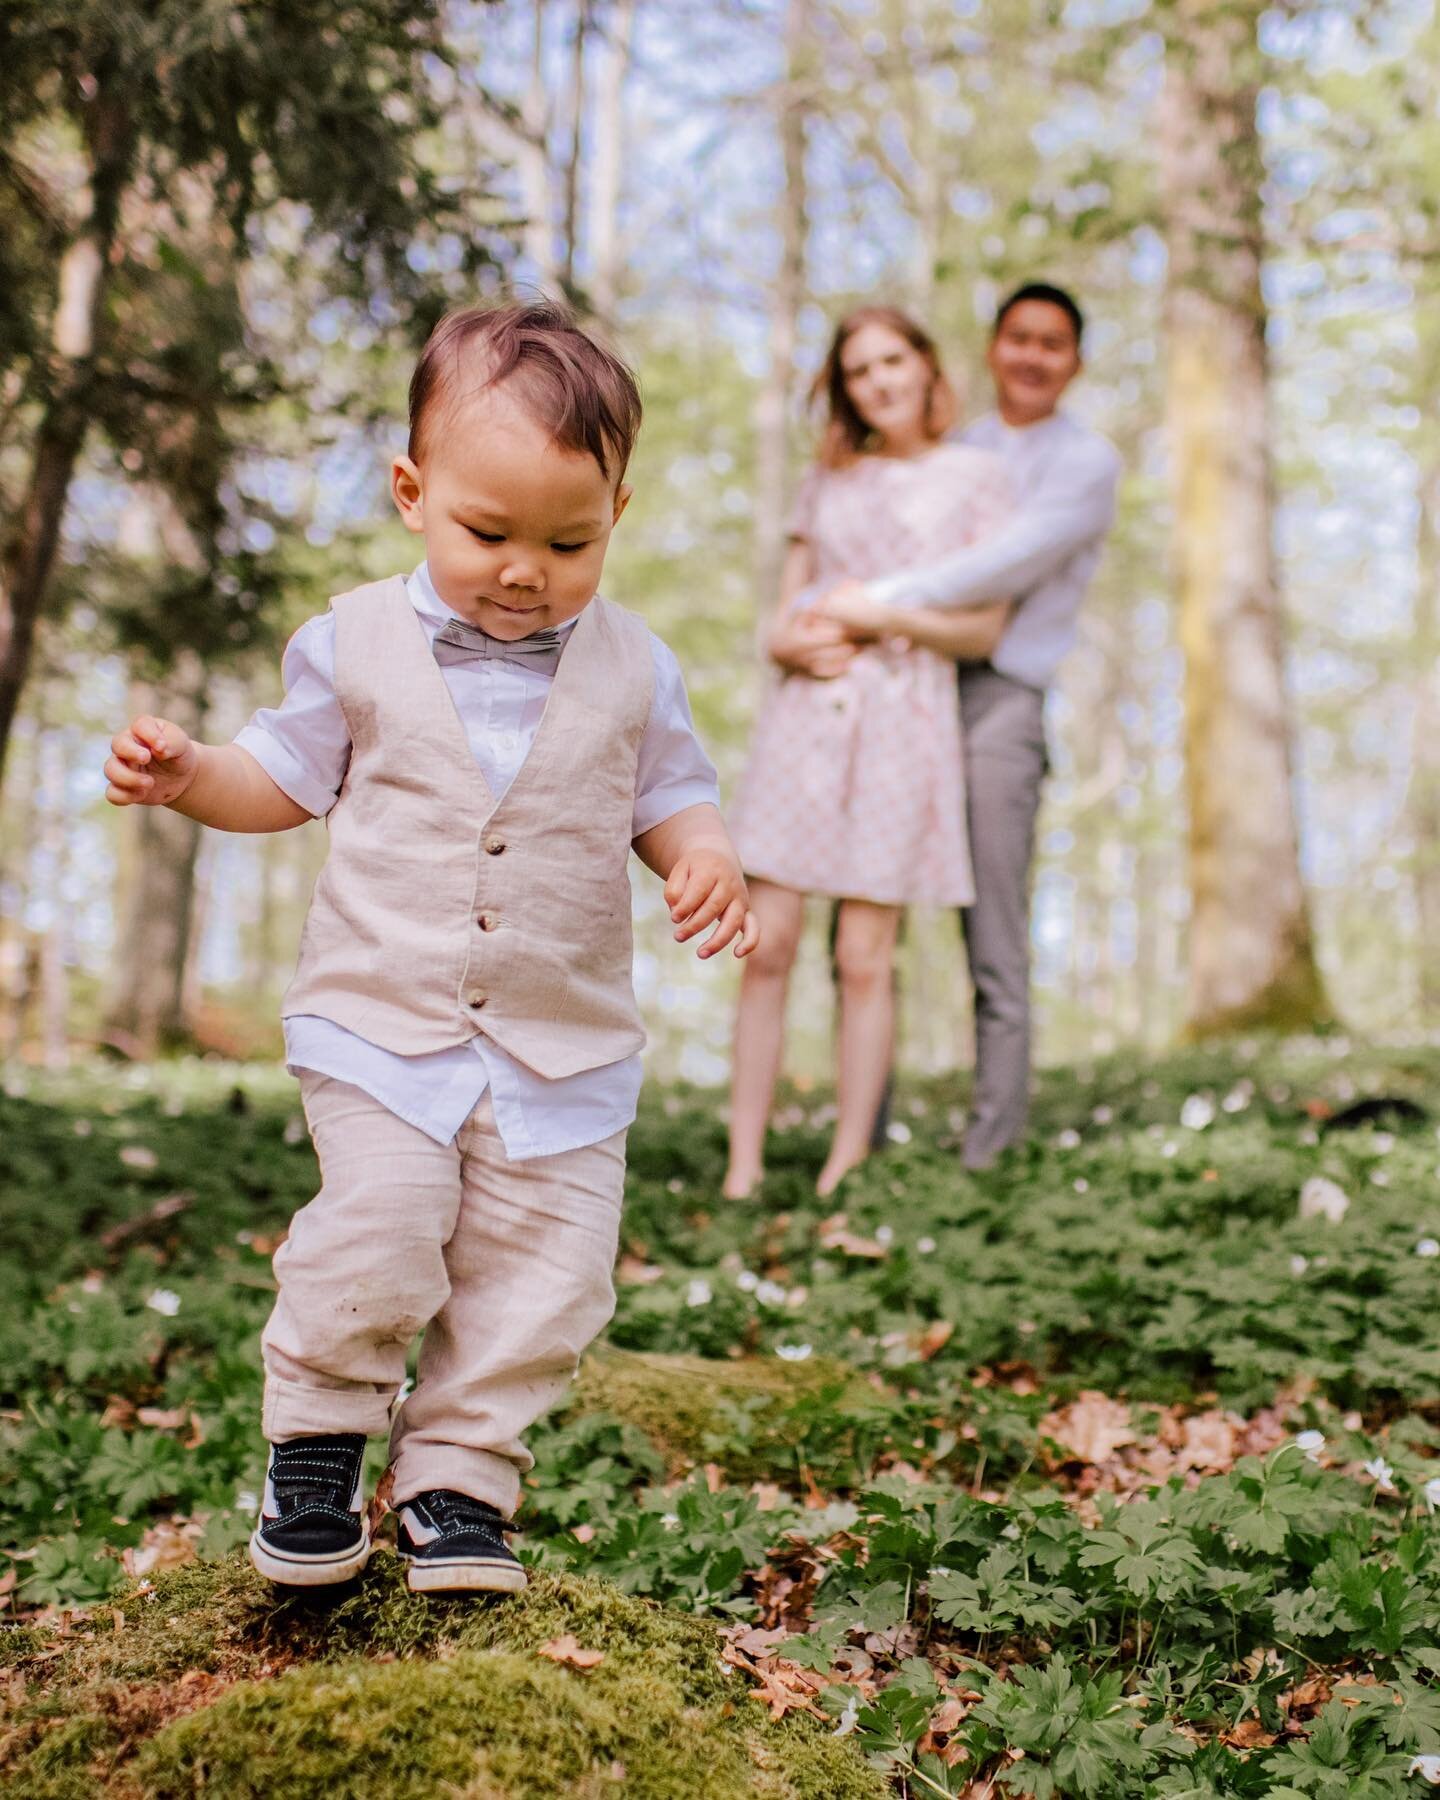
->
[[722, 1168, 763, 1201], [815, 1152, 865, 1197]]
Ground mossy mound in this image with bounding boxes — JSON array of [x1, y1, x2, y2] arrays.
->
[[134, 1646, 882, 1799], [573, 1344, 875, 1478], [1, 1556, 885, 1799]]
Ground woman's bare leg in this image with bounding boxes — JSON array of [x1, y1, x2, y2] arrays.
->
[[817, 899, 902, 1197], [723, 881, 805, 1199]]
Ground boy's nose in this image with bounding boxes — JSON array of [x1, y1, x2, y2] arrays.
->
[[499, 561, 544, 592]]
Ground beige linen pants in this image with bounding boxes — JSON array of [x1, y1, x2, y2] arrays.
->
[[260, 1071, 627, 1516]]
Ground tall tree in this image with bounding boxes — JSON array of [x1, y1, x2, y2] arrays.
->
[[0, 0, 469, 781], [1159, 0, 1330, 1036], [751, 0, 810, 623], [588, 0, 638, 325]]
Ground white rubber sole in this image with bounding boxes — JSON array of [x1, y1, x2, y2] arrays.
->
[[248, 1527, 372, 1587], [403, 1555, 528, 1594]]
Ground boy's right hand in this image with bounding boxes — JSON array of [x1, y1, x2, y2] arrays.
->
[[105, 715, 199, 808]]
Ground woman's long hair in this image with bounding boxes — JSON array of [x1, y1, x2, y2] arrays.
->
[[811, 305, 959, 470]]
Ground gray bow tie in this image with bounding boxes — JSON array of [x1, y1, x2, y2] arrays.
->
[[432, 616, 565, 676]]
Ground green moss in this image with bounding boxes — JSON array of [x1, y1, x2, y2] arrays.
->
[[573, 1344, 873, 1477], [0, 1626, 49, 1669], [1, 1710, 128, 1800], [1, 1558, 885, 1799], [134, 1649, 885, 1800]]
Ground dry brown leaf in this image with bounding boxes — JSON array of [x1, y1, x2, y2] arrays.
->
[[724, 1624, 790, 1658], [1176, 1411, 1237, 1472], [1282, 1675, 1332, 1713], [136, 1407, 189, 1431], [1042, 1391, 1137, 1465], [916, 1320, 954, 1360], [122, 1520, 199, 1580], [615, 1254, 664, 1285], [1223, 1718, 1276, 1748], [720, 1643, 830, 1721], [537, 1634, 604, 1670], [817, 1214, 887, 1259]]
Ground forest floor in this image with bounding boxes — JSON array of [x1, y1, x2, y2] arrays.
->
[[2, 1039, 1440, 1796]]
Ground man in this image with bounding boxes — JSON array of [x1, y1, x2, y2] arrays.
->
[[771, 282, 1121, 1169]]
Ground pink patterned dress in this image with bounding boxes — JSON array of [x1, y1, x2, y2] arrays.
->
[[729, 443, 1010, 907]]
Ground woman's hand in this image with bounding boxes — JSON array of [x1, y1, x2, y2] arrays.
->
[[814, 581, 894, 637], [767, 609, 858, 679]]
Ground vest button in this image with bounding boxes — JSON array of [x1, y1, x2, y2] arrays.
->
[[478, 912, 499, 932], [484, 836, 506, 855], [468, 992, 486, 1008]]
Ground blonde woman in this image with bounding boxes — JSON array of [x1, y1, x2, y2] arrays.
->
[[724, 306, 1012, 1198]]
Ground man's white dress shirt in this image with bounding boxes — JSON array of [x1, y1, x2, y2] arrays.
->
[[234, 564, 719, 1159], [865, 410, 1121, 690]]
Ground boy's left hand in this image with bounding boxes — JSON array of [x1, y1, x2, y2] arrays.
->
[[665, 851, 760, 960]]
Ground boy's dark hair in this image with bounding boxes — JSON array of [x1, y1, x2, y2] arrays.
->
[[408, 300, 643, 481], [993, 282, 1085, 347]]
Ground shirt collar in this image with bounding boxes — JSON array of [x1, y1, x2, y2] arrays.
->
[[409, 562, 584, 641]]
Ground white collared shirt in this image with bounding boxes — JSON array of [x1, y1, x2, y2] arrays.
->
[[865, 410, 1121, 690], [233, 565, 720, 1158]]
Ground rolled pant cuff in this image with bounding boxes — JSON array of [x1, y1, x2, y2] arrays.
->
[[390, 1447, 523, 1519], [262, 1372, 396, 1440]]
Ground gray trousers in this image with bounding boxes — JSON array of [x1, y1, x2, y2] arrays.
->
[[956, 665, 1047, 1167]]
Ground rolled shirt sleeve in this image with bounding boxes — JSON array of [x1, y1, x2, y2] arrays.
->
[[865, 436, 1121, 612], [232, 613, 352, 819], [631, 635, 721, 838]]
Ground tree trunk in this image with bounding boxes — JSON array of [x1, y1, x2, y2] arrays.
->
[[589, 0, 637, 326], [37, 726, 71, 1069], [1159, 0, 1330, 1037], [751, 0, 809, 627], [102, 659, 207, 1057], [520, 0, 560, 291], [0, 85, 133, 783], [1410, 451, 1440, 1018], [0, 719, 41, 1059], [561, 0, 590, 295]]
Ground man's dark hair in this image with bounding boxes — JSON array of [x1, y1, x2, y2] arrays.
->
[[993, 282, 1084, 347]]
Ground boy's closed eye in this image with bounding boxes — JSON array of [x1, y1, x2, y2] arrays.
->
[[465, 526, 588, 554]]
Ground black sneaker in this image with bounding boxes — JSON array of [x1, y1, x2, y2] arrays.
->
[[248, 1433, 371, 1586], [395, 1489, 527, 1593]]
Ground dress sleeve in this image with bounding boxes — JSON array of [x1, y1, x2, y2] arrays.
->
[[786, 466, 823, 542]]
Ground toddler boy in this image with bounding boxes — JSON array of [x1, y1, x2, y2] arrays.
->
[[105, 302, 757, 1591]]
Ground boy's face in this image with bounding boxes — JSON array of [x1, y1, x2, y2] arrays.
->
[[391, 384, 630, 639]]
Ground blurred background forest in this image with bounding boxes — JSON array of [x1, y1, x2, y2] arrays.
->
[[1, 0, 1436, 1086]]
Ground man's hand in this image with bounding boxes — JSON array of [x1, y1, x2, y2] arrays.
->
[[814, 580, 894, 637], [664, 849, 760, 960], [105, 715, 199, 808], [767, 608, 859, 679]]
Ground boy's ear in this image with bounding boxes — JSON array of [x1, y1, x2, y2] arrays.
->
[[391, 455, 425, 532], [612, 482, 633, 527]]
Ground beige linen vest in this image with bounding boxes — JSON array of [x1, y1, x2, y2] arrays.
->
[[281, 576, 655, 1078]]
